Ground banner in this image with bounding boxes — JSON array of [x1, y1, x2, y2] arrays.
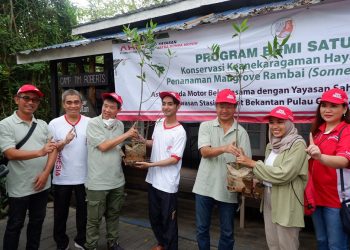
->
[[113, 0, 350, 123]]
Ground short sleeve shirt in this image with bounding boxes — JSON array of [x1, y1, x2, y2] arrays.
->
[[311, 121, 350, 208], [192, 118, 252, 203], [86, 115, 125, 190], [0, 111, 51, 197], [145, 118, 187, 193], [49, 115, 90, 185]]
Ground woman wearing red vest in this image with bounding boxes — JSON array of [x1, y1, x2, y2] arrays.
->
[[306, 88, 350, 249]]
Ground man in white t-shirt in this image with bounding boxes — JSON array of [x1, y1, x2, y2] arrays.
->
[[136, 91, 187, 250], [49, 89, 90, 250]]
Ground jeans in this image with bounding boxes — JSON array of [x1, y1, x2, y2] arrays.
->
[[3, 189, 49, 250], [195, 194, 237, 250], [53, 184, 87, 248], [85, 186, 124, 250], [312, 206, 349, 250], [148, 184, 178, 250]]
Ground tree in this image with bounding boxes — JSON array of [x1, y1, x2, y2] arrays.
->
[[75, 0, 171, 23], [0, 0, 78, 121], [0, 0, 78, 218], [121, 20, 174, 164]]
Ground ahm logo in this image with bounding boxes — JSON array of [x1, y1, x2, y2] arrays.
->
[[276, 109, 286, 115], [333, 93, 342, 99], [227, 94, 235, 99]]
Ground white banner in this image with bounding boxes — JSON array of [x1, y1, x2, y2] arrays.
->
[[113, 0, 350, 123]]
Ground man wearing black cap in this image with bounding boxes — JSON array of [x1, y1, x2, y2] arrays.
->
[[136, 91, 187, 250], [0, 84, 57, 250], [85, 92, 138, 250]]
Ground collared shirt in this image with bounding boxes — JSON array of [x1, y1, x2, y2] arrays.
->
[[0, 111, 51, 197], [311, 121, 350, 208], [192, 118, 252, 203], [85, 115, 125, 190]]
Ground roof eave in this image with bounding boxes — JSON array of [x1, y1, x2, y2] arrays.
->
[[16, 40, 113, 64]]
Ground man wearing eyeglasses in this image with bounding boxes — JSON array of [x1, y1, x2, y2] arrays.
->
[[48, 89, 90, 250], [0, 84, 57, 250], [85, 92, 138, 250]]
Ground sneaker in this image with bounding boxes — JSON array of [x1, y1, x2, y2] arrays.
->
[[74, 242, 86, 250]]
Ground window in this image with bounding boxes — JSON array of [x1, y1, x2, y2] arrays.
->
[[241, 123, 266, 156], [181, 123, 201, 168], [295, 123, 311, 144]]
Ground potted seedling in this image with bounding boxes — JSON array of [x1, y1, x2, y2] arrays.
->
[[119, 21, 174, 165]]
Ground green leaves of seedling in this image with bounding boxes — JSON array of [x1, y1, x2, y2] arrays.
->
[[262, 34, 290, 59], [232, 18, 249, 37], [122, 20, 174, 118], [211, 44, 220, 58]]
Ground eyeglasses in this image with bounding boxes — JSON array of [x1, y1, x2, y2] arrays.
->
[[18, 95, 41, 104]]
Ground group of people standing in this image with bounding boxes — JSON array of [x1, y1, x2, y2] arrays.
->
[[0, 83, 349, 250], [0, 84, 186, 250]]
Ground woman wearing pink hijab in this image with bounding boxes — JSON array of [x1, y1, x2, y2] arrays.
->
[[236, 106, 308, 250]]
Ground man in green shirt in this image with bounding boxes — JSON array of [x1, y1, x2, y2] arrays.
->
[[85, 92, 138, 250], [0, 84, 57, 250], [192, 89, 252, 250]]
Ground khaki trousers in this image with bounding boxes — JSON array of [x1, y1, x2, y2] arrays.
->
[[263, 187, 300, 250], [85, 186, 124, 250]]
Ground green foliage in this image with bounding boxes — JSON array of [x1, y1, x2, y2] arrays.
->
[[232, 18, 249, 38], [122, 20, 174, 118], [262, 34, 290, 59], [75, 0, 171, 23], [0, 0, 77, 214], [0, 0, 78, 121]]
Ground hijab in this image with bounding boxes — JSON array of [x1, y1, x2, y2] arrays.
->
[[269, 120, 304, 154]]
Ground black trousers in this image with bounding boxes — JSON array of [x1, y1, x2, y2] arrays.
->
[[53, 184, 87, 248], [148, 184, 178, 250], [3, 189, 48, 250]]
